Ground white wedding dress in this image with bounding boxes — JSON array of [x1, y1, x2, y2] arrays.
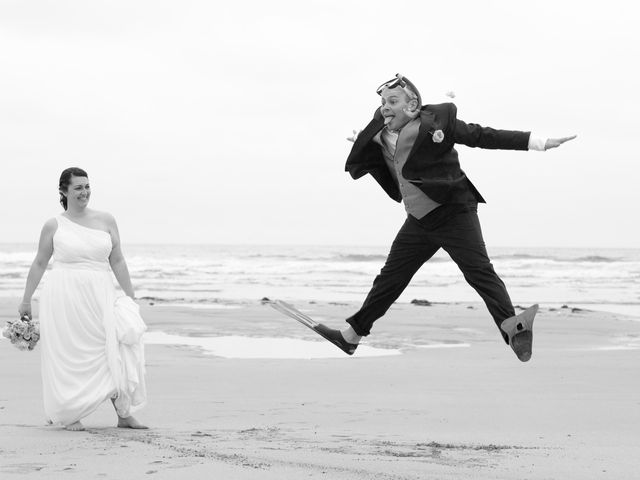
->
[[39, 215, 146, 426]]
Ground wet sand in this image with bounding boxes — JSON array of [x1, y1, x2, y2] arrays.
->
[[1, 298, 639, 479]]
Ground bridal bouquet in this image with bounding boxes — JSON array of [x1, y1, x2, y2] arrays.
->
[[2, 315, 40, 351]]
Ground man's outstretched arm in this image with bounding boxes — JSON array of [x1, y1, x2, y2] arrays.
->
[[454, 118, 576, 152]]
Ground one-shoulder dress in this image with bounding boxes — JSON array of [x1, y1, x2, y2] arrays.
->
[[39, 215, 146, 426]]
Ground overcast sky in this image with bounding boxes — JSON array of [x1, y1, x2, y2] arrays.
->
[[1, 0, 638, 248]]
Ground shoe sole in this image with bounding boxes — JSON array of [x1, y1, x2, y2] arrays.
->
[[500, 304, 538, 362]]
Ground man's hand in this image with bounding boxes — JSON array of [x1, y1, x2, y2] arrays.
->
[[346, 129, 362, 143], [545, 135, 577, 150]]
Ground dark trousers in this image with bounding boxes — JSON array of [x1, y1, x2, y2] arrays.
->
[[346, 204, 514, 342]]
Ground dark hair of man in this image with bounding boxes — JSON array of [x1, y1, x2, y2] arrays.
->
[[59, 167, 89, 210]]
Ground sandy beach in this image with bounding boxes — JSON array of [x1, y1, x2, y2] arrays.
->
[[1, 298, 639, 479]]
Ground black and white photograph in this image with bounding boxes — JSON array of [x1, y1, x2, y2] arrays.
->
[[1, 1, 638, 478]]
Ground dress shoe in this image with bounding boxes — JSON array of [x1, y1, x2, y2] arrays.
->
[[313, 323, 358, 356], [500, 304, 538, 362]]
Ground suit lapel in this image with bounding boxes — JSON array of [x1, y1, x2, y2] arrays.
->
[[406, 108, 437, 161]]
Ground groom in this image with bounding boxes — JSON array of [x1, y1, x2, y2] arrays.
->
[[312, 74, 575, 361]]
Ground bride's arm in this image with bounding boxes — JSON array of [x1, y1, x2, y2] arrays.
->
[[19, 219, 56, 318], [107, 214, 135, 299]]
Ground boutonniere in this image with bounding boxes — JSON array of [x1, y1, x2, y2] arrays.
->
[[426, 127, 445, 143]]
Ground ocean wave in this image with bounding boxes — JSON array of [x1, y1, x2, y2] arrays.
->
[[333, 254, 449, 263], [0, 252, 34, 263], [138, 286, 223, 293], [334, 254, 388, 262], [0, 272, 22, 279], [138, 296, 229, 303], [323, 270, 373, 276], [131, 270, 191, 278], [571, 255, 619, 263], [2, 244, 639, 307], [245, 253, 305, 259], [492, 253, 621, 263], [492, 253, 550, 261]]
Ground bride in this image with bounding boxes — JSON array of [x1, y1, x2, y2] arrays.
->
[[19, 167, 147, 431]]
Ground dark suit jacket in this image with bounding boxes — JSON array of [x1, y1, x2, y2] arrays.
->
[[344, 103, 531, 204]]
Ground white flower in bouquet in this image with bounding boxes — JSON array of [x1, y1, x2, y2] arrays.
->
[[13, 320, 27, 336], [2, 315, 40, 351]]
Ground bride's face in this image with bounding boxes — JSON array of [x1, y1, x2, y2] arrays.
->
[[64, 176, 91, 209]]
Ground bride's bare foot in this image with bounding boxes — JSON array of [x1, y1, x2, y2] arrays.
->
[[117, 416, 148, 429], [65, 421, 85, 431]]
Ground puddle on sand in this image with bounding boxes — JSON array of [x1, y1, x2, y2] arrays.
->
[[144, 331, 402, 359]]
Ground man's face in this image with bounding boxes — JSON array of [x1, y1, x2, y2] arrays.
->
[[379, 86, 415, 131]]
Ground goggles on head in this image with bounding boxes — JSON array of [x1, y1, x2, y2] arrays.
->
[[376, 73, 421, 106], [376, 74, 407, 95]]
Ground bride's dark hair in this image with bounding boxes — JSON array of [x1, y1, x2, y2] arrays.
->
[[59, 167, 89, 210]]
